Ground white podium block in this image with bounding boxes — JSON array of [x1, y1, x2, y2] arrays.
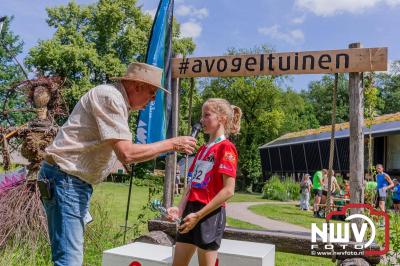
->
[[177, 239, 275, 266], [103, 239, 275, 266], [102, 242, 173, 266]]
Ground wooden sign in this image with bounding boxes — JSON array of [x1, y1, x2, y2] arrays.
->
[[171, 47, 387, 78]]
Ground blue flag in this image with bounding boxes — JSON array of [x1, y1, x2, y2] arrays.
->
[[136, 0, 173, 144]]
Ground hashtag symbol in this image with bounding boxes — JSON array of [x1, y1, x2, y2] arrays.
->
[[179, 58, 190, 74]]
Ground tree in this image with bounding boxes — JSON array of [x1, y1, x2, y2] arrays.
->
[[25, 0, 195, 112], [280, 89, 320, 133], [178, 78, 204, 142], [201, 75, 284, 188], [0, 16, 30, 127], [376, 61, 400, 114], [303, 74, 349, 126], [364, 73, 382, 175], [197, 46, 322, 190]]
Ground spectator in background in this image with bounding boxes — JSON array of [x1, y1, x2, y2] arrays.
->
[[392, 178, 400, 212], [313, 169, 327, 217], [175, 166, 181, 196], [365, 172, 377, 191], [375, 164, 394, 213], [344, 179, 350, 199], [300, 174, 312, 211], [322, 170, 341, 203]]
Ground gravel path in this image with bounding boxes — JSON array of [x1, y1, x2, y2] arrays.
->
[[226, 202, 311, 233]]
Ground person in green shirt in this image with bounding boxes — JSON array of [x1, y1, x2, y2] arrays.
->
[[366, 180, 377, 191], [313, 169, 327, 217]]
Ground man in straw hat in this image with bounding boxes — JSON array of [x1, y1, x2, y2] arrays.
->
[[38, 62, 197, 266]]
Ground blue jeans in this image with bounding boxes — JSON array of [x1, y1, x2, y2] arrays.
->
[[300, 191, 310, 210], [38, 161, 93, 266]]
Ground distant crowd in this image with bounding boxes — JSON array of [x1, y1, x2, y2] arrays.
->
[[299, 164, 400, 223]]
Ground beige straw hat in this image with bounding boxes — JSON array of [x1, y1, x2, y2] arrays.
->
[[111, 62, 170, 94]]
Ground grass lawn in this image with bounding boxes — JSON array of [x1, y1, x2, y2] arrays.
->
[[93, 184, 335, 266], [0, 182, 336, 266], [91, 182, 161, 228], [275, 252, 335, 266], [226, 217, 265, 230], [229, 192, 268, 202], [224, 214, 334, 266], [249, 203, 340, 229]]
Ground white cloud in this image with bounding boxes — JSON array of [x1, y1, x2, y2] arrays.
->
[[175, 4, 208, 39], [144, 9, 157, 19], [176, 5, 191, 16], [387, 0, 400, 6], [176, 5, 209, 19], [258, 25, 305, 44], [291, 15, 306, 24], [295, 0, 400, 16], [180, 21, 202, 38]]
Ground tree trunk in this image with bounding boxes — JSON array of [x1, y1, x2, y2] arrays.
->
[[348, 42, 365, 238], [164, 76, 179, 208]]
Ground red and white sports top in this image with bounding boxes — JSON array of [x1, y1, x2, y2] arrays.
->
[[188, 137, 238, 207]]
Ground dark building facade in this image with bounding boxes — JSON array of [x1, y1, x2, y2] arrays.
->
[[259, 113, 400, 181]]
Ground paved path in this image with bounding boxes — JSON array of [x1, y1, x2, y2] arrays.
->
[[226, 202, 311, 233]]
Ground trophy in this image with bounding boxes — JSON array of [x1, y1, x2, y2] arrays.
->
[[150, 199, 182, 224]]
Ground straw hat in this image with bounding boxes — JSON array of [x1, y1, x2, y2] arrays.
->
[[111, 62, 170, 94]]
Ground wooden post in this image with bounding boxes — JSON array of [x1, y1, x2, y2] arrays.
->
[[163, 70, 180, 208], [348, 42, 365, 230], [183, 78, 195, 188]]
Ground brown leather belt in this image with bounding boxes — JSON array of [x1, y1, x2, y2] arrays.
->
[[44, 155, 57, 165]]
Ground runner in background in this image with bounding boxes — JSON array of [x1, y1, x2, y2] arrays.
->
[[375, 164, 394, 213]]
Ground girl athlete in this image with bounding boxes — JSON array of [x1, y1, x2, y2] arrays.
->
[[167, 98, 242, 266]]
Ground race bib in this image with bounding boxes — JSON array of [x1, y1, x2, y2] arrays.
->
[[191, 160, 214, 189]]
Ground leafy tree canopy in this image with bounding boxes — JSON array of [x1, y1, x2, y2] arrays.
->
[[0, 16, 31, 127], [25, 0, 195, 110]]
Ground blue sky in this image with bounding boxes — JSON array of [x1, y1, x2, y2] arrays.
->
[[2, 0, 400, 91]]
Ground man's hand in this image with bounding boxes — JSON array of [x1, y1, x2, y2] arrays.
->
[[166, 207, 181, 221], [171, 136, 197, 154], [112, 136, 196, 164]]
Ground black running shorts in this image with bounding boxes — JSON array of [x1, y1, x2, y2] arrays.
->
[[313, 189, 323, 197], [176, 201, 226, 251]]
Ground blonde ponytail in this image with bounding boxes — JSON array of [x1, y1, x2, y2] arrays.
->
[[230, 105, 242, 135], [203, 98, 242, 137]]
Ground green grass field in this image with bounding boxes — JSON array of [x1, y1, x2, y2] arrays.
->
[[226, 217, 265, 230], [229, 192, 267, 202], [249, 203, 339, 229], [0, 182, 336, 265], [89, 183, 338, 266], [91, 182, 160, 227], [224, 217, 335, 266], [275, 252, 335, 266]]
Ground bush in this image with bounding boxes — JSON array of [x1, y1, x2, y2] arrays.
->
[[133, 174, 163, 187], [262, 175, 300, 201]]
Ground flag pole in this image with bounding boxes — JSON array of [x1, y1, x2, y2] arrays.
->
[[123, 164, 135, 244], [123, 0, 174, 241]]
